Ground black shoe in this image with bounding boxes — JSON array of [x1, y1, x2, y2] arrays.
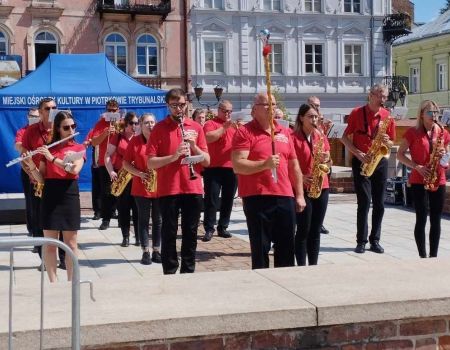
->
[[135, 239, 141, 246], [58, 262, 66, 270], [370, 242, 384, 254], [141, 251, 152, 265], [121, 237, 129, 247], [151, 251, 162, 263], [99, 220, 110, 230], [354, 243, 366, 254], [320, 225, 329, 234], [217, 228, 232, 238], [32, 246, 39, 254], [92, 212, 101, 220], [112, 211, 118, 219], [202, 230, 214, 242]]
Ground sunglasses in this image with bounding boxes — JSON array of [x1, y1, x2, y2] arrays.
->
[[220, 107, 233, 114], [425, 110, 439, 117], [128, 121, 139, 125], [44, 106, 57, 111], [107, 109, 118, 112], [168, 103, 186, 109], [62, 123, 77, 131], [28, 114, 39, 118]]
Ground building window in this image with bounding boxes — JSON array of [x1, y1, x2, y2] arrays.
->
[[344, 44, 361, 75], [104, 33, 127, 72], [35, 31, 58, 68], [436, 63, 447, 91], [270, 43, 283, 74], [263, 0, 281, 11], [136, 34, 158, 76], [0, 32, 7, 55], [344, 0, 360, 13], [305, 44, 323, 74], [409, 65, 420, 93], [305, 0, 321, 12], [204, 41, 224, 73], [204, 0, 222, 8]]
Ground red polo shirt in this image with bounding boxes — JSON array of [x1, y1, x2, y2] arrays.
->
[[91, 118, 110, 167], [203, 117, 236, 168], [404, 126, 450, 185], [344, 105, 396, 153], [124, 134, 157, 198], [42, 142, 85, 180], [22, 121, 52, 167], [232, 120, 296, 198], [109, 133, 133, 170], [291, 130, 330, 190], [146, 116, 208, 197], [15, 126, 27, 144]]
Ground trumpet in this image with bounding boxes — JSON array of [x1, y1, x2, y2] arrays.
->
[[6, 132, 80, 168], [174, 114, 198, 180]]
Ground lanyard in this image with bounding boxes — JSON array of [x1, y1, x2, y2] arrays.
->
[[301, 130, 314, 155], [423, 126, 435, 154], [362, 106, 381, 140]]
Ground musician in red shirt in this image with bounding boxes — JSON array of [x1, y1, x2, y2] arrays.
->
[[105, 112, 139, 247], [231, 92, 306, 269], [123, 113, 162, 265], [397, 100, 450, 258], [147, 88, 210, 274], [291, 104, 331, 266], [91, 100, 119, 230], [341, 84, 396, 254], [24, 111, 85, 282]]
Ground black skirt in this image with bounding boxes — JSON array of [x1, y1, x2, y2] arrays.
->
[[41, 179, 81, 231]]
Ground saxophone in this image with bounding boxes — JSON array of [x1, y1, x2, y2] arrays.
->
[[34, 182, 44, 198], [424, 123, 444, 192], [111, 168, 133, 197], [307, 128, 330, 199], [142, 169, 157, 193], [360, 116, 391, 177]]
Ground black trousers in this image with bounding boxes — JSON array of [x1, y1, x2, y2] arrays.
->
[[411, 184, 445, 258], [134, 196, 162, 249], [295, 189, 329, 266], [159, 194, 202, 274], [91, 166, 102, 215], [243, 195, 296, 269], [117, 181, 138, 237], [352, 157, 388, 245], [98, 166, 117, 221], [21, 169, 33, 235], [203, 167, 237, 233]]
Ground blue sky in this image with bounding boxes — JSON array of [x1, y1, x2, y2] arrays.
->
[[414, 0, 447, 23]]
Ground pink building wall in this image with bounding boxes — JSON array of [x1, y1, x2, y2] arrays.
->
[[0, 0, 187, 90]]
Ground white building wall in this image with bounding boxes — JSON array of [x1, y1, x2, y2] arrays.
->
[[189, 0, 391, 115]]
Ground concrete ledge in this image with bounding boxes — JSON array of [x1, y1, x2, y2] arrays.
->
[[0, 193, 26, 224], [2, 259, 450, 348]]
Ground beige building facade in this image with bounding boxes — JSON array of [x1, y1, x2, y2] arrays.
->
[[0, 0, 187, 90]]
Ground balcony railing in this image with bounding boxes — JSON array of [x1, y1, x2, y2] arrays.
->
[[384, 75, 409, 106], [96, 0, 171, 19], [383, 13, 412, 44], [135, 77, 162, 89]]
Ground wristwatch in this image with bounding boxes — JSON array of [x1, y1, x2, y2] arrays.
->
[[64, 162, 73, 172]]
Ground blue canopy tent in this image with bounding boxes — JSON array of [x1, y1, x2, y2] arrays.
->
[[0, 53, 167, 193]]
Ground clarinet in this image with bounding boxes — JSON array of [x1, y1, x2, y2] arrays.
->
[[175, 114, 198, 180]]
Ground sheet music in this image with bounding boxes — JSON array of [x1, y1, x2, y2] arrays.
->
[[390, 106, 409, 120], [63, 150, 86, 163], [181, 154, 204, 165], [276, 119, 290, 129], [327, 122, 347, 139], [49, 109, 71, 122], [441, 110, 450, 126], [230, 111, 252, 123], [103, 112, 121, 122]]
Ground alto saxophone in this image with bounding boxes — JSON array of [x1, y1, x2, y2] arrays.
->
[[307, 128, 330, 199], [111, 167, 133, 197], [424, 123, 444, 192], [360, 116, 391, 177], [34, 182, 44, 198], [142, 169, 157, 193]]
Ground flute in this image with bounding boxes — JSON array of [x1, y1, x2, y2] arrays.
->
[[6, 132, 80, 168], [175, 114, 198, 180]]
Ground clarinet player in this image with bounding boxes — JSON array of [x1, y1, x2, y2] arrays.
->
[[341, 84, 396, 254], [397, 100, 450, 258]]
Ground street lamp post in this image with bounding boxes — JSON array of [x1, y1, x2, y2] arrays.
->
[[188, 84, 223, 119]]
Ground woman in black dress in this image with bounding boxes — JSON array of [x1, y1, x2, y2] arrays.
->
[[24, 111, 85, 282]]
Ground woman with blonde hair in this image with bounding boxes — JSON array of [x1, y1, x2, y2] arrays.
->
[[397, 100, 450, 258]]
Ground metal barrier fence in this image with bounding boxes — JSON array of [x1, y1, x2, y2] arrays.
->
[[0, 238, 95, 350]]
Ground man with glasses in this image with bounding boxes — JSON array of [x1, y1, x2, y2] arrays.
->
[[21, 98, 67, 268], [91, 99, 120, 230], [146, 88, 210, 274], [231, 92, 306, 269], [341, 84, 396, 254], [201, 100, 238, 242]]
